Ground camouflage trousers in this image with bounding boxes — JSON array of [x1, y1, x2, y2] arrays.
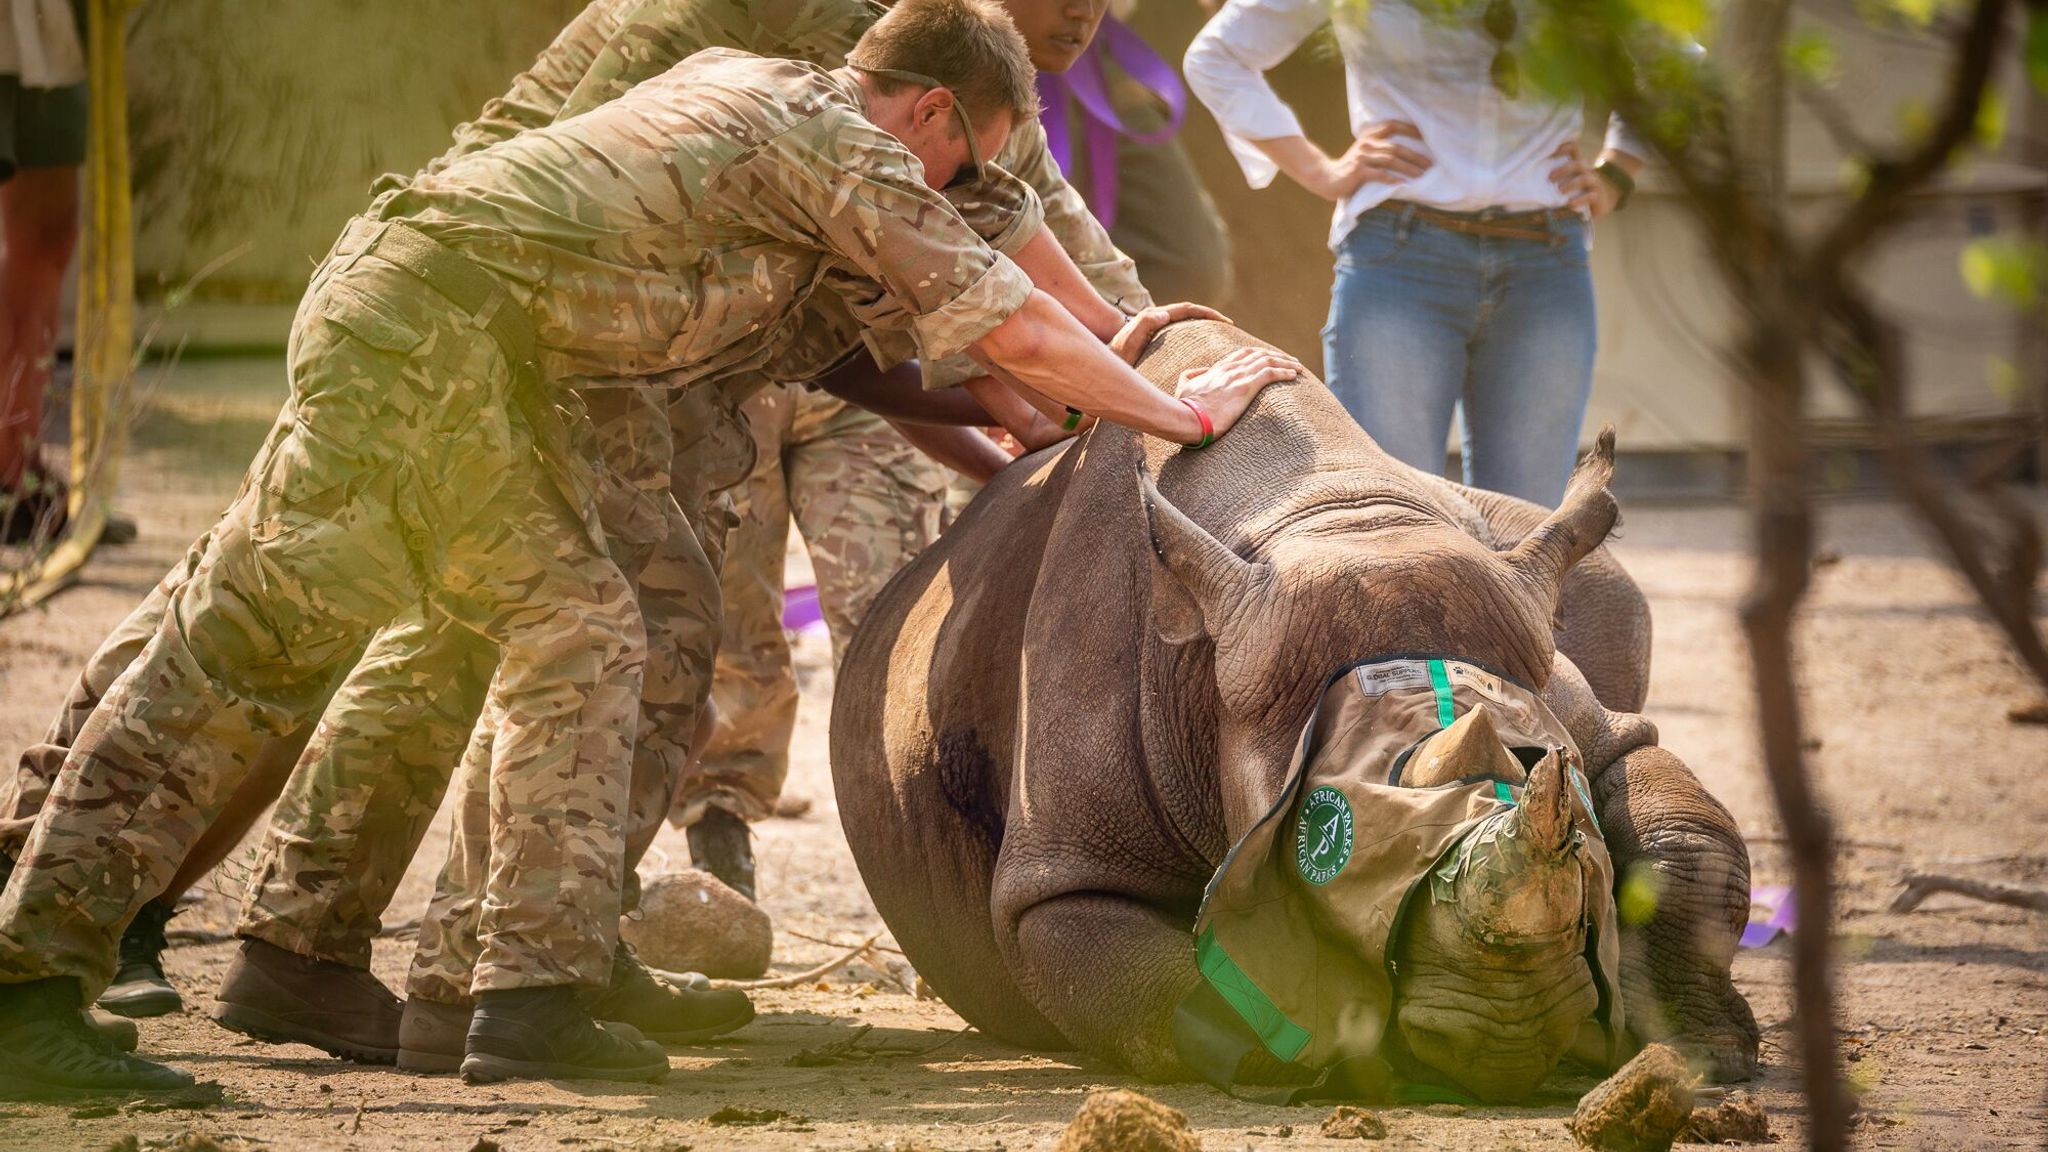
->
[[679, 382, 944, 825], [0, 249, 642, 996], [399, 385, 753, 1005]]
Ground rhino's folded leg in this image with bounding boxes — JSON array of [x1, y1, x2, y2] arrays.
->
[[1006, 892, 1204, 1081], [1589, 738, 1761, 1081]]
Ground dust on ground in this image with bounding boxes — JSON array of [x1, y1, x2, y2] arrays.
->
[[0, 357, 2043, 1150]]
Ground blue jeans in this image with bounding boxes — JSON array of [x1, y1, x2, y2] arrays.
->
[[1321, 204, 1596, 507]]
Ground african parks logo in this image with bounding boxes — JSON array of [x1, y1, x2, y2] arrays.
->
[[1295, 785, 1354, 886]]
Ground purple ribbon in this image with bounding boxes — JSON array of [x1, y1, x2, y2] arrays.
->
[[782, 584, 825, 632], [1036, 16, 1188, 228], [1739, 885, 1798, 948]]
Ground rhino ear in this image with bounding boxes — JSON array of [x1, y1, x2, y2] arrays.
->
[[1504, 425, 1620, 611], [1140, 468, 1259, 644]]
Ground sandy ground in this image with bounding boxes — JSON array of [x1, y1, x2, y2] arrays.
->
[[0, 356, 2044, 1150]]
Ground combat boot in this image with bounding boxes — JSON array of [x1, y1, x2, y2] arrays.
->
[[82, 1010, 139, 1053], [0, 857, 134, 1055], [209, 938, 401, 1064], [396, 998, 472, 1074], [588, 940, 754, 1043], [686, 807, 756, 900], [97, 899, 183, 1018], [0, 978, 193, 1098], [460, 986, 669, 1084]]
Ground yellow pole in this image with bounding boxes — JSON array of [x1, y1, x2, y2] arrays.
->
[[4, 0, 133, 610]]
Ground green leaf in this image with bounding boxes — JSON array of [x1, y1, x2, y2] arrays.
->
[[1783, 27, 1840, 86], [2028, 6, 2048, 95], [1987, 356, 2020, 401], [1618, 863, 1662, 926], [1887, 0, 1940, 26], [1636, 0, 1710, 37], [1959, 237, 2046, 308], [1894, 97, 1933, 144], [1838, 156, 1872, 197], [1975, 89, 2007, 150]]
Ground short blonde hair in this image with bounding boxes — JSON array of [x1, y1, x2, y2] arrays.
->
[[850, 0, 1040, 127]]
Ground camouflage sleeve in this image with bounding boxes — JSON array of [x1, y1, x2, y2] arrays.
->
[[942, 164, 1048, 262], [556, 0, 884, 121], [420, 0, 630, 176], [920, 115, 1152, 390], [717, 108, 1034, 364]]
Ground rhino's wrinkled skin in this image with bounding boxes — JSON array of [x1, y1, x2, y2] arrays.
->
[[830, 322, 1759, 1096]]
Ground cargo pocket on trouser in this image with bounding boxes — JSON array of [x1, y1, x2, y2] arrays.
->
[[234, 280, 437, 683], [584, 388, 676, 551]]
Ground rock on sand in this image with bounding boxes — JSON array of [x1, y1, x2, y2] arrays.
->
[[1053, 1089, 1201, 1152], [619, 869, 773, 978]]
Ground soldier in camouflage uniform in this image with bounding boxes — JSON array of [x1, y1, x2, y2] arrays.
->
[[2, 0, 1301, 1095], [223, 0, 1149, 1041], [0, 0, 1091, 1063], [0, 6, 1025, 1092], [680, 385, 946, 846], [526, 0, 1158, 889]]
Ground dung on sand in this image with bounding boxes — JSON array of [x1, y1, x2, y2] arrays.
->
[[1680, 1091, 1772, 1144], [1319, 1105, 1389, 1139], [1568, 1043, 1697, 1152], [1052, 1089, 1202, 1152]]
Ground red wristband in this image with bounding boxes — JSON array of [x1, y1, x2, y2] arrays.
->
[[1180, 398, 1215, 449]]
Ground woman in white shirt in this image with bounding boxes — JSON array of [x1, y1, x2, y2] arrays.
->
[[1185, 0, 1643, 504]]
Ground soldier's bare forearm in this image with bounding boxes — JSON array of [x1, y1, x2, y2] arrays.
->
[[962, 375, 1068, 452], [1011, 228, 1125, 342], [814, 357, 994, 426], [972, 292, 1204, 446], [887, 421, 1013, 483]]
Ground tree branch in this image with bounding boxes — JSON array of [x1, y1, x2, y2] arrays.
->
[[1807, 0, 2013, 275], [1818, 282, 2048, 691]]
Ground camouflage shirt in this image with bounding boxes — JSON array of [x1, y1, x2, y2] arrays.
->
[[368, 51, 1034, 388], [410, 0, 1153, 388]]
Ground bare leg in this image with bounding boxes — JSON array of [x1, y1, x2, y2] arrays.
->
[[0, 166, 81, 488]]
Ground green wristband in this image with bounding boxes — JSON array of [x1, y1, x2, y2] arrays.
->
[[1062, 406, 1085, 431]]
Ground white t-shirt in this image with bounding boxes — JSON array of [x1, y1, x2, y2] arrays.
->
[[1184, 0, 1647, 248]]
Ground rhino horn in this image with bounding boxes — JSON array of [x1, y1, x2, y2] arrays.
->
[[1515, 751, 1576, 860], [1454, 751, 1584, 943], [1139, 468, 1260, 643], [1405, 705, 1528, 790], [1504, 426, 1619, 609]]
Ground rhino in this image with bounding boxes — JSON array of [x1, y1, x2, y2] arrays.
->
[[830, 322, 1759, 1102]]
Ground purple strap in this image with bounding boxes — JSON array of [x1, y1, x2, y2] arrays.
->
[[1739, 884, 1798, 948], [1036, 16, 1188, 227], [781, 584, 825, 632]]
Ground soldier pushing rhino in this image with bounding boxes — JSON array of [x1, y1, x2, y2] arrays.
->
[[0, 0, 1301, 1096]]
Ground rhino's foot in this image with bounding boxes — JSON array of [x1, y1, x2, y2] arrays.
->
[[1673, 979, 1761, 1083], [1625, 969, 1761, 1084]]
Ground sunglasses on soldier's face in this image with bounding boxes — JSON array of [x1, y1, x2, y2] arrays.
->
[[858, 66, 986, 190]]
